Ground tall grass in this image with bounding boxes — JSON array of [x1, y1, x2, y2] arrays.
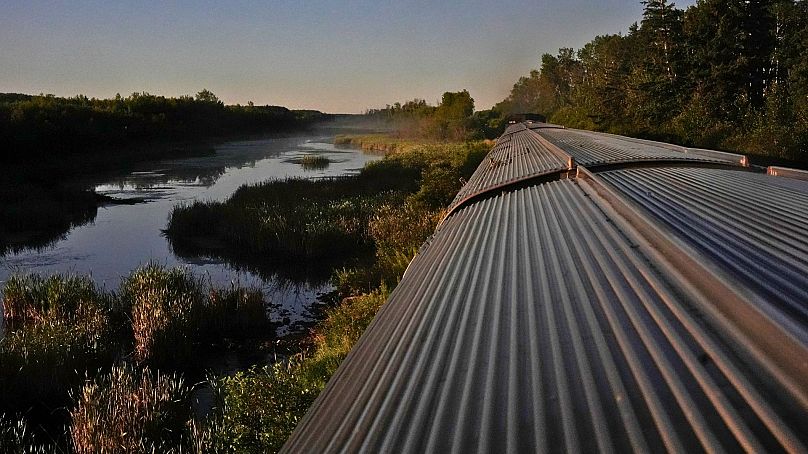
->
[[0, 265, 271, 447], [166, 138, 489, 283], [299, 154, 331, 170], [0, 275, 118, 412], [0, 134, 490, 452], [2, 274, 113, 327], [70, 365, 195, 454], [203, 288, 389, 453], [122, 264, 270, 366], [122, 265, 206, 364], [0, 415, 52, 453]]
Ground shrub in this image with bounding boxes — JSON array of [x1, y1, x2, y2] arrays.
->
[[300, 288, 388, 386], [205, 362, 318, 454], [204, 289, 388, 453], [369, 200, 440, 284]]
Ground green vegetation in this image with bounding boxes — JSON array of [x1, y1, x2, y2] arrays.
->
[[163, 130, 488, 451], [0, 265, 272, 450], [122, 264, 269, 366], [0, 129, 485, 452], [202, 288, 389, 453], [0, 90, 329, 254], [494, 0, 808, 161], [364, 90, 496, 141], [166, 137, 489, 283], [298, 154, 331, 170], [0, 90, 326, 163], [1, 80, 489, 452], [70, 366, 195, 454], [0, 275, 118, 413]]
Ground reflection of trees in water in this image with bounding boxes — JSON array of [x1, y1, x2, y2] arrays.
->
[[167, 234, 372, 288], [168, 236, 363, 332], [0, 179, 100, 255]]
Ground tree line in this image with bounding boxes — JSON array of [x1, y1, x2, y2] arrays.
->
[[366, 90, 504, 141], [0, 90, 328, 163], [494, 0, 808, 160]]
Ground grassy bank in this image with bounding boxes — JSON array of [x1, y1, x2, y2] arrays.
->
[[0, 265, 272, 451], [1, 135, 489, 452], [162, 135, 489, 451], [166, 136, 489, 284]]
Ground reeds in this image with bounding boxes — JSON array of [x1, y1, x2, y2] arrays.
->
[[299, 154, 331, 170], [0, 275, 117, 411], [122, 264, 270, 365], [0, 265, 271, 447], [70, 365, 194, 454]]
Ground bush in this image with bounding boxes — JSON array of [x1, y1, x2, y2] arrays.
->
[[205, 363, 318, 454], [204, 288, 388, 453], [370, 200, 440, 284]]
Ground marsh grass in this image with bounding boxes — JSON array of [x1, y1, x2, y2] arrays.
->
[[298, 154, 331, 170], [0, 265, 272, 449], [122, 264, 271, 366], [1, 274, 115, 325], [0, 415, 52, 454], [203, 288, 389, 453], [0, 275, 119, 412], [166, 178, 392, 267], [70, 365, 196, 454], [0, 135, 490, 451], [166, 137, 489, 283]]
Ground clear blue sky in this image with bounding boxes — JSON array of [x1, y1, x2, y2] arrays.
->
[[0, 0, 697, 113]]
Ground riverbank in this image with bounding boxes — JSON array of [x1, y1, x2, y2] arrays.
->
[[165, 135, 490, 451], [1, 135, 490, 452]]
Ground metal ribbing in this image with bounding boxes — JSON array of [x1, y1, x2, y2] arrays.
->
[[598, 167, 808, 336], [539, 128, 734, 166], [282, 180, 808, 453], [448, 130, 568, 211]]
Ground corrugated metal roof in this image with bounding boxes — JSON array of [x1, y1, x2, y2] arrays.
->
[[769, 166, 808, 182], [538, 128, 745, 167], [283, 179, 808, 453], [447, 129, 571, 213], [526, 122, 565, 130], [503, 123, 527, 134], [598, 167, 808, 338]]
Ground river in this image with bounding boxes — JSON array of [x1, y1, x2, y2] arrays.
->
[[0, 132, 380, 333]]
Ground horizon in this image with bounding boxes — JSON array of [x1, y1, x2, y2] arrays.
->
[[1, 0, 697, 114]]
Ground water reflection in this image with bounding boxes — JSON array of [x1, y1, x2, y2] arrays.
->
[[0, 134, 381, 330]]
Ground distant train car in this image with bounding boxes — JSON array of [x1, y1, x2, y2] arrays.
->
[[505, 112, 546, 123]]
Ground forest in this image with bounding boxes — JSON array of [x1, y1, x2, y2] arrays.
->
[[494, 0, 808, 161], [0, 90, 326, 163]]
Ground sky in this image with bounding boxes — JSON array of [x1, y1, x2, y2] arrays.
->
[[0, 0, 698, 113]]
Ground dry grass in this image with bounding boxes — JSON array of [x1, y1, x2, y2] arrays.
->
[[70, 365, 193, 454]]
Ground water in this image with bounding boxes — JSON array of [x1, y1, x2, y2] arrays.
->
[[0, 133, 380, 331]]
